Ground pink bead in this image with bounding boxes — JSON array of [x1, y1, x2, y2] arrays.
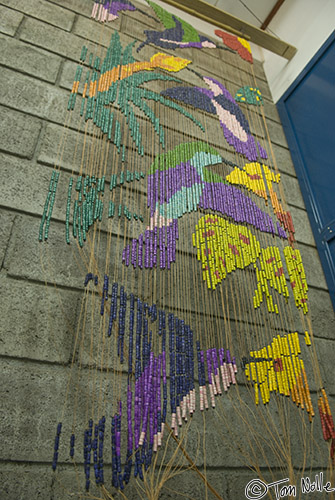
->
[[215, 373, 222, 395], [91, 3, 98, 18], [177, 406, 182, 426], [182, 397, 187, 420], [209, 383, 215, 408], [199, 386, 204, 411], [211, 373, 217, 396], [139, 430, 145, 446], [229, 363, 236, 384], [98, 4, 103, 21], [220, 365, 227, 392], [204, 386, 209, 409]]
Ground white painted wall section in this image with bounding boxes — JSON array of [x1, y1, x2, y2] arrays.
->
[[262, 0, 335, 102]]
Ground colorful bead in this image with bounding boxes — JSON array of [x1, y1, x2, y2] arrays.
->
[[215, 29, 253, 63], [244, 334, 313, 414], [235, 86, 263, 106], [138, 0, 217, 52]]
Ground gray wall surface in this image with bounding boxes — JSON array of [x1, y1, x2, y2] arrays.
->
[[0, 1, 334, 499]]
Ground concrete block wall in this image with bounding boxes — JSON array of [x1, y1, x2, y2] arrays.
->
[[0, 1, 334, 499]]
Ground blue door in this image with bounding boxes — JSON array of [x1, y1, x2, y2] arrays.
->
[[277, 31, 335, 310]]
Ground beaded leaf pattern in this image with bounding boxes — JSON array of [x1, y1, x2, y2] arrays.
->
[[215, 29, 253, 63], [235, 86, 263, 106], [68, 31, 204, 157], [192, 215, 307, 315]]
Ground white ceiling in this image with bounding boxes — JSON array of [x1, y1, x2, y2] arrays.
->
[[202, 0, 279, 30]]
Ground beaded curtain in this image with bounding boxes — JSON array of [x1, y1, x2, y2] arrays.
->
[[38, 1, 335, 498]]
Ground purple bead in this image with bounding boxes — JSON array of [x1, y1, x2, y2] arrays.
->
[[138, 234, 143, 268], [219, 348, 224, 366], [125, 245, 130, 266], [206, 349, 212, 382], [131, 238, 137, 268]]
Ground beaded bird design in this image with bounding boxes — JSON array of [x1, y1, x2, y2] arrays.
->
[[137, 0, 217, 52], [39, 33, 209, 245], [91, 0, 137, 22], [122, 141, 286, 270], [91, 0, 158, 23], [226, 162, 296, 244], [161, 76, 267, 162]]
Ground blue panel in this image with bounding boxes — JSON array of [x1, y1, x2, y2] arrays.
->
[[277, 31, 335, 310]]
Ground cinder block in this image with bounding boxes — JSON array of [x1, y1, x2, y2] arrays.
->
[[38, 122, 151, 177], [298, 244, 328, 291], [0, 153, 66, 219], [0, 463, 52, 500], [4, 209, 153, 291], [0, 273, 80, 363], [0, 106, 42, 159], [270, 143, 297, 176], [289, 206, 316, 247], [280, 172, 305, 209], [162, 466, 228, 499], [263, 99, 281, 123], [315, 339, 335, 394], [0, 67, 67, 125], [172, 385, 286, 469], [217, 43, 267, 83], [266, 118, 289, 149], [58, 59, 79, 92], [191, 49, 228, 79], [4, 214, 100, 288], [0, 5, 24, 36], [226, 470, 261, 500], [255, 78, 273, 102], [0, 35, 62, 83], [20, 17, 85, 60], [118, 14, 146, 43], [45, 0, 93, 18], [288, 389, 332, 469], [253, 58, 267, 81], [123, 6, 161, 30], [0, 0, 75, 31], [0, 211, 15, 268], [308, 287, 335, 340], [73, 14, 121, 43], [0, 358, 117, 462], [51, 465, 110, 500]]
